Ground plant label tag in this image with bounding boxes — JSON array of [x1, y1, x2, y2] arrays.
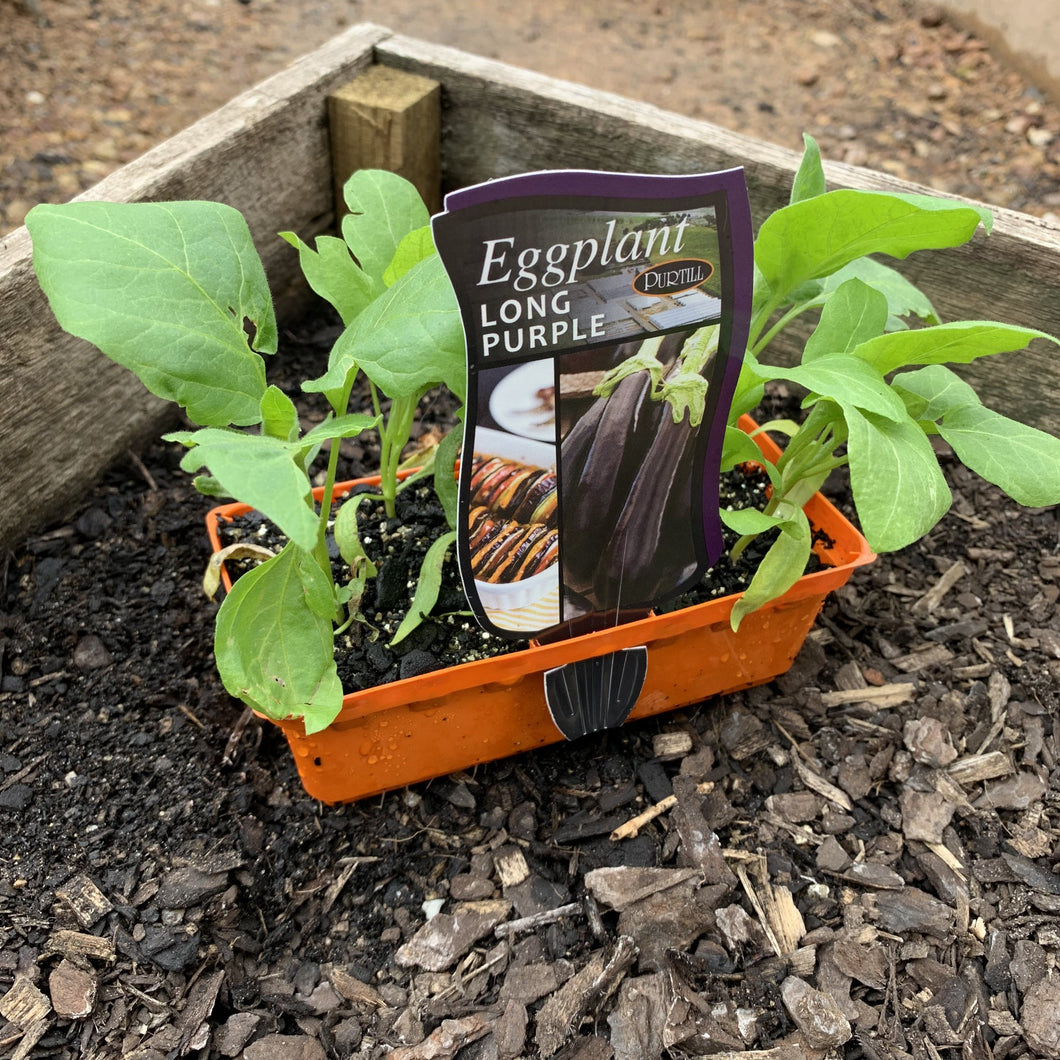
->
[[432, 169, 753, 639]]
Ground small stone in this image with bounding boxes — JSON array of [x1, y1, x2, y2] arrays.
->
[[1028, 128, 1055, 149], [73, 634, 112, 671], [48, 959, 96, 1019], [780, 976, 852, 1049], [1022, 975, 1060, 1058]]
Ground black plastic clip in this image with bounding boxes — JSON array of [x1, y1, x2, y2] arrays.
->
[[543, 647, 648, 741]]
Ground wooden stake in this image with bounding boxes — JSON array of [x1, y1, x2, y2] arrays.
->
[[328, 65, 442, 217]]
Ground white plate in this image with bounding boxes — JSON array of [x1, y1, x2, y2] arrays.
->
[[488, 360, 556, 441]]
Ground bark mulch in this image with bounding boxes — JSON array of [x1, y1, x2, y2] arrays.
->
[[1, 339, 1058, 1058]]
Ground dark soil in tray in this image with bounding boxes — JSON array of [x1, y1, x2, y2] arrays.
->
[[2, 319, 1059, 1058]]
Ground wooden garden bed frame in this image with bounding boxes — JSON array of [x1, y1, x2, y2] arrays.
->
[[1, 22, 1058, 549]]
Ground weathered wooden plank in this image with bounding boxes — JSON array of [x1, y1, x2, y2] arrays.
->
[[329, 65, 442, 215], [378, 34, 1060, 437], [0, 23, 391, 550]]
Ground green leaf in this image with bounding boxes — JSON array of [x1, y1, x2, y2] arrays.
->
[[27, 200, 275, 427], [720, 507, 795, 536], [755, 189, 987, 309], [771, 353, 907, 421], [297, 550, 339, 620], [390, 531, 456, 647], [434, 423, 463, 530], [790, 134, 827, 204], [730, 508, 811, 629], [891, 363, 979, 422], [340, 170, 430, 288], [214, 544, 343, 733], [278, 231, 375, 326], [720, 425, 779, 488], [333, 491, 380, 570], [854, 320, 1058, 376], [941, 403, 1060, 507], [260, 385, 300, 441], [897, 366, 1060, 506], [306, 254, 465, 403], [803, 278, 888, 362], [384, 226, 437, 286], [167, 413, 377, 551], [821, 257, 939, 327], [845, 407, 951, 551]]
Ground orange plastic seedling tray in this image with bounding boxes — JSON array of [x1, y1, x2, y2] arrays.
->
[[205, 419, 874, 803]]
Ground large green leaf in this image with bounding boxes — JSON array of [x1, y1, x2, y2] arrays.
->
[[771, 353, 906, 421], [802, 278, 889, 362], [896, 365, 1060, 506], [755, 189, 987, 308], [27, 200, 275, 427], [340, 170, 430, 288], [845, 406, 951, 551], [278, 231, 375, 326], [940, 404, 1060, 507], [306, 254, 465, 403], [214, 544, 343, 734], [853, 321, 1058, 376], [168, 413, 377, 551]]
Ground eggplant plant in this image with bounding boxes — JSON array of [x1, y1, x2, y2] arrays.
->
[[587, 137, 1060, 628], [27, 170, 465, 733], [25, 142, 1060, 736]]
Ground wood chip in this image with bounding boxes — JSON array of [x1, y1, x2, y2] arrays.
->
[[651, 731, 692, 760], [946, 750, 1013, 786], [609, 781, 713, 842], [890, 643, 955, 673], [735, 863, 805, 957], [0, 977, 51, 1028], [584, 867, 700, 912], [328, 968, 390, 1009], [388, 1013, 495, 1060], [792, 754, 853, 813], [43, 930, 116, 963], [56, 874, 113, 929], [494, 848, 530, 888], [819, 682, 916, 707], [48, 960, 97, 1020], [912, 560, 967, 615]]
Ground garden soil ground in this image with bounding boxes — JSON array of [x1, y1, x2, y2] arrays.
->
[[2, 2, 1060, 1058]]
